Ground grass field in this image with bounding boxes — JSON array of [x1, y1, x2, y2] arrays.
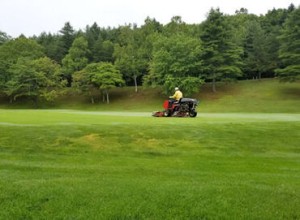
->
[[0, 79, 299, 219], [0, 110, 300, 219]]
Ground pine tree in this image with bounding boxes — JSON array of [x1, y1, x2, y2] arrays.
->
[[275, 6, 300, 82], [200, 8, 243, 92]]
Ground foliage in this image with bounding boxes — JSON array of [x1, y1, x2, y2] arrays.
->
[[200, 8, 243, 92], [243, 19, 269, 79], [4, 57, 62, 104], [85, 22, 115, 63], [149, 34, 202, 79], [73, 65, 96, 103], [59, 22, 76, 56], [91, 62, 125, 103], [145, 33, 203, 94], [0, 36, 44, 92], [0, 4, 299, 99], [275, 6, 300, 82], [73, 62, 124, 104], [35, 32, 65, 63], [114, 24, 151, 92], [0, 31, 11, 45], [163, 75, 204, 97], [62, 36, 90, 86]]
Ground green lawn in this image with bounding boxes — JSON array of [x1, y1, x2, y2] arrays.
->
[[0, 110, 299, 219]]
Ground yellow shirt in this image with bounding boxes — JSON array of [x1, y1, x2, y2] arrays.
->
[[170, 90, 183, 101]]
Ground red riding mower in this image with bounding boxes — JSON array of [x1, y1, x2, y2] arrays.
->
[[152, 98, 198, 117]]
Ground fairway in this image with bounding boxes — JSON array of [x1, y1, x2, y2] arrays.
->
[[0, 110, 300, 219]]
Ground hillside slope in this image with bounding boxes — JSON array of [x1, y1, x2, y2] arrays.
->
[[86, 79, 300, 113], [197, 79, 300, 113], [0, 79, 299, 112]]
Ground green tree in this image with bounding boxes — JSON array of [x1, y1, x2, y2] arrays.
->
[[91, 62, 124, 104], [74, 62, 124, 104], [114, 24, 145, 92], [35, 32, 65, 63], [93, 39, 114, 63], [0, 31, 11, 45], [114, 43, 140, 92], [163, 75, 204, 97], [200, 8, 243, 92], [73, 63, 98, 104], [243, 19, 268, 79], [144, 33, 203, 93], [261, 5, 295, 76], [4, 57, 62, 105], [59, 22, 76, 56], [151, 34, 202, 77], [61, 36, 90, 86], [84, 22, 114, 62], [0, 36, 44, 92], [163, 16, 191, 36], [275, 6, 300, 82]]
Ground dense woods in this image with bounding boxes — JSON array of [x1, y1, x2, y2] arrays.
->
[[0, 5, 299, 104]]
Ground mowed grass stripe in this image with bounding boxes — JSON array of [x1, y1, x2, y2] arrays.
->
[[1, 109, 300, 126], [0, 110, 299, 219]]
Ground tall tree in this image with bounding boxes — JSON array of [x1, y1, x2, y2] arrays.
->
[[85, 22, 101, 61], [243, 19, 268, 79], [114, 24, 145, 92], [200, 8, 243, 92], [260, 5, 295, 76], [0, 36, 44, 92], [0, 31, 11, 45], [275, 6, 300, 82], [4, 57, 62, 105], [74, 62, 124, 104], [148, 34, 202, 79], [61, 36, 90, 86], [73, 63, 98, 104], [144, 33, 203, 95], [93, 39, 114, 63], [59, 22, 76, 57], [35, 32, 65, 63], [163, 16, 189, 36]]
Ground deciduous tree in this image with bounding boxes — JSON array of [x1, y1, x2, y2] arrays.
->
[[4, 57, 62, 105], [0, 36, 44, 93], [73, 62, 124, 104], [145, 33, 202, 92], [91, 62, 124, 104], [62, 36, 90, 86]]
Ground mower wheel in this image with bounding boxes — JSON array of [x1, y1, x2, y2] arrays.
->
[[164, 110, 171, 117], [189, 110, 197, 117]]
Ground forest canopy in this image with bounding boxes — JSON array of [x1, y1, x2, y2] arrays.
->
[[0, 5, 299, 104]]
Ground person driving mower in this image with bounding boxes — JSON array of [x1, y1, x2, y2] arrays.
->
[[169, 87, 183, 102]]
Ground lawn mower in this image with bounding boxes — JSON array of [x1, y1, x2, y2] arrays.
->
[[152, 98, 199, 117]]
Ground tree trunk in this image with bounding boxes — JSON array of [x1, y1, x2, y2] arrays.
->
[[102, 92, 105, 103], [212, 77, 217, 93], [133, 75, 138, 93], [89, 92, 94, 104], [106, 90, 110, 104], [33, 96, 38, 108]]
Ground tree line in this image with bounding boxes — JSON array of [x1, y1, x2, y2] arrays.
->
[[0, 5, 299, 104]]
